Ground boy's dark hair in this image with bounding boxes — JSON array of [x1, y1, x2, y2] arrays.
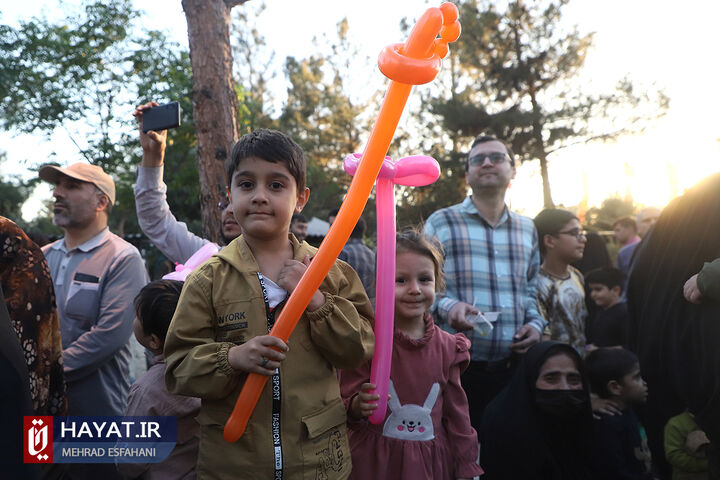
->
[[584, 347, 639, 398], [328, 208, 340, 219], [291, 213, 308, 225], [612, 216, 637, 231], [226, 129, 306, 191], [468, 135, 516, 169], [134, 280, 184, 342], [533, 208, 580, 255], [349, 217, 366, 239], [397, 228, 446, 292], [585, 267, 625, 292]]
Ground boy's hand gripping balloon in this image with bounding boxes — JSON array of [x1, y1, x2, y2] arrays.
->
[[224, 2, 461, 442], [344, 153, 440, 424]]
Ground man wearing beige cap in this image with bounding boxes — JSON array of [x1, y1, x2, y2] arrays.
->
[[39, 163, 148, 422]]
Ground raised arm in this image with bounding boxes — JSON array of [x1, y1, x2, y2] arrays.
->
[[133, 102, 210, 264]]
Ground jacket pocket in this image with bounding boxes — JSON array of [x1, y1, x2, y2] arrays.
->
[[195, 407, 258, 476], [196, 407, 257, 454], [65, 280, 100, 328], [301, 398, 351, 480]]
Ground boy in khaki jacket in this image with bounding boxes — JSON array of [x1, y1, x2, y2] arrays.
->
[[164, 129, 375, 479]]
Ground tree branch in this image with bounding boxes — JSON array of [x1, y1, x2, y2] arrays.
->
[[63, 125, 93, 163], [545, 128, 644, 156]]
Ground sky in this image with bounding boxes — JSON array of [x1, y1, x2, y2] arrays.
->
[[2, 0, 719, 221]]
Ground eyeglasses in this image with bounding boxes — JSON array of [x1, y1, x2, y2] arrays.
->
[[554, 228, 587, 240], [468, 152, 509, 166]]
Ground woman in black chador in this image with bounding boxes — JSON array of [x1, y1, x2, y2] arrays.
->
[[627, 172, 720, 478], [480, 342, 594, 480]]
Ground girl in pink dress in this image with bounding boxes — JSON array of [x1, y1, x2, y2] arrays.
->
[[340, 230, 483, 480]]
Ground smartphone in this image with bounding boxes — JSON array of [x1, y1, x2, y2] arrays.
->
[[142, 101, 181, 133]]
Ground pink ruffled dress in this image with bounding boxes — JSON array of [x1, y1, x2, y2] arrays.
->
[[339, 314, 483, 479]]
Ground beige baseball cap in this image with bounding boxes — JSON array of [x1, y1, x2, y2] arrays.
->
[[38, 162, 116, 205]]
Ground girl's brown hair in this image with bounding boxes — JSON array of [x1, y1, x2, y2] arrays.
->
[[395, 228, 446, 292]]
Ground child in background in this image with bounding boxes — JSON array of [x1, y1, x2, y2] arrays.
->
[[664, 410, 710, 480], [585, 347, 653, 479], [533, 209, 588, 354], [164, 129, 375, 479], [585, 267, 630, 350], [339, 230, 482, 480], [118, 280, 200, 480]]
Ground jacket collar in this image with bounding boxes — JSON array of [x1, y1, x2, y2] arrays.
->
[[216, 234, 318, 273]]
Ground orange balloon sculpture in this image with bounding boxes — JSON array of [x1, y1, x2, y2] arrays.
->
[[223, 2, 461, 443]]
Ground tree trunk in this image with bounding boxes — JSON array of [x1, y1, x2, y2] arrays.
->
[[181, 0, 247, 243], [538, 151, 554, 208], [528, 88, 554, 208]]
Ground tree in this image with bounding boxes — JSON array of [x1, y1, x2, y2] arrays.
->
[[181, 0, 248, 243], [0, 151, 29, 223], [231, 1, 277, 134], [276, 19, 371, 222], [0, 1, 199, 234], [585, 196, 636, 231], [424, 0, 668, 208]]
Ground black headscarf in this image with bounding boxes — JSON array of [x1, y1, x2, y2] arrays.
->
[[573, 231, 611, 276], [480, 342, 594, 480], [627, 173, 720, 441]]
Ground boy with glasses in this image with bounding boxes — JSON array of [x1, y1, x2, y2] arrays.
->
[[533, 208, 588, 354]]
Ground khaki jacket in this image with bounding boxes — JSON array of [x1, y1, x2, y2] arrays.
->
[[165, 235, 374, 479]]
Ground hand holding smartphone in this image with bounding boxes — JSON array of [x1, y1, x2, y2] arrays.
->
[[141, 101, 181, 133]]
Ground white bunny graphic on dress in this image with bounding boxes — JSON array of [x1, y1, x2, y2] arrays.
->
[[382, 379, 440, 441]]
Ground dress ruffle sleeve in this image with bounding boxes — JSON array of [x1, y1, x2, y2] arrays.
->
[[445, 332, 483, 478]]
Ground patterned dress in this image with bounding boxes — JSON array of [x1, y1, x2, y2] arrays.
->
[[0, 216, 66, 415]]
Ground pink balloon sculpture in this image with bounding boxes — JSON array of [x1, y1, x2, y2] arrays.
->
[[163, 243, 219, 281], [344, 153, 440, 424]]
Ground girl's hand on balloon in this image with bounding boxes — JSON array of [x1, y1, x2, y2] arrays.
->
[[228, 335, 289, 375], [277, 255, 326, 311], [350, 383, 381, 420]]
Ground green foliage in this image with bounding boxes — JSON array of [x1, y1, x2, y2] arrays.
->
[[278, 50, 362, 220], [231, 7, 371, 224], [0, 1, 200, 235], [0, 180, 26, 223], [0, 1, 138, 132], [5, 0, 666, 242], [408, 0, 668, 209], [585, 196, 636, 230], [0, 150, 28, 223], [231, 2, 277, 134], [20, 199, 63, 240]]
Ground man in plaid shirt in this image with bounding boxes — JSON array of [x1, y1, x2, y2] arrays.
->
[[338, 216, 375, 304], [425, 135, 545, 431]]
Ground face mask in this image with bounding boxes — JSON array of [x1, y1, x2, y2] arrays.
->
[[535, 388, 587, 420]]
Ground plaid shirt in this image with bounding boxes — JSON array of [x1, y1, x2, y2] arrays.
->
[[338, 238, 376, 302], [425, 197, 545, 361]]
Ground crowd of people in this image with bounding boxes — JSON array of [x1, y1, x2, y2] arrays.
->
[[1, 100, 717, 480]]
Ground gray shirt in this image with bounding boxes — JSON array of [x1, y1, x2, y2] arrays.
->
[[134, 166, 214, 264], [43, 228, 149, 415]]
